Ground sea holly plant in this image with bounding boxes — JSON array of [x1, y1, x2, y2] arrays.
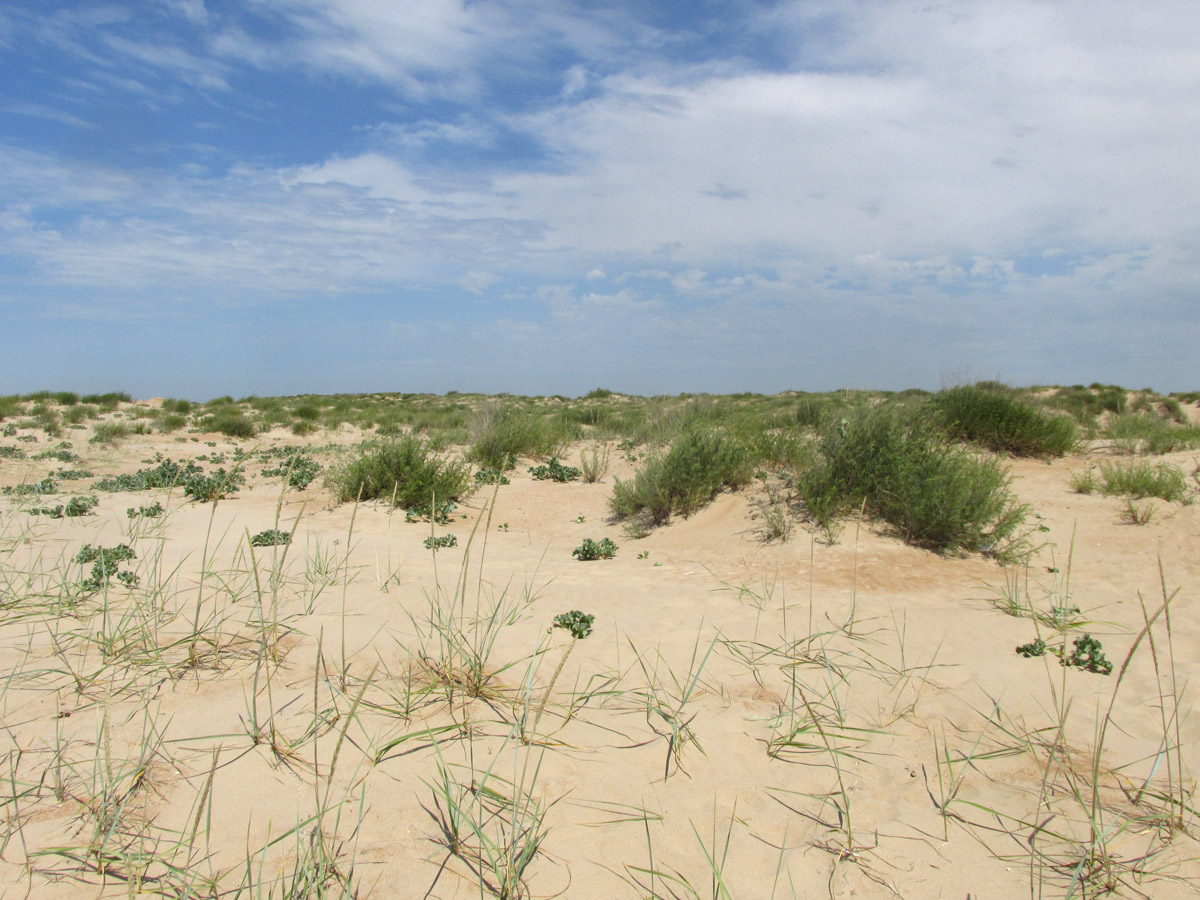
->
[[75, 543, 138, 591], [529, 457, 580, 483], [250, 529, 292, 547], [572, 537, 617, 561], [525, 611, 596, 743], [1016, 633, 1114, 675], [423, 534, 458, 552]]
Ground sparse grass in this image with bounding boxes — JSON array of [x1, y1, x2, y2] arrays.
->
[[1097, 459, 1191, 503], [1103, 412, 1200, 454], [470, 405, 571, 470]]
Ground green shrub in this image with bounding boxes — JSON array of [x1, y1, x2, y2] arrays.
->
[[182, 468, 245, 502], [75, 543, 136, 591], [159, 414, 188, 433], [610, 428, 752, 528], [475, 467, 510, 485], [199, 411, 258, 439], [931, 384, 1078, 457], [81, 392, 132, 407], [794, 407, 1028, 558], [64, 495, 98, 517], [90, 422, 131, 444], [28, 505, 64, 518], [529, 457, 580, 482], [572, 537, 617, 560], [330, 435, 472, 510]]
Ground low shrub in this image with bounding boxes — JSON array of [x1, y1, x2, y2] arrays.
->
[[329, 434, 472, 510], [64, 495, 98, 517], [610, 428, 753, 528], [931, 384, 1078, 457], [794, 407, 1028, 558], [90, 422, 131, 444], [199, 411, 258, 439]]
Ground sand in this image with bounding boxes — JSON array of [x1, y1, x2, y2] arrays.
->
[[1, 421, 1197, 899]]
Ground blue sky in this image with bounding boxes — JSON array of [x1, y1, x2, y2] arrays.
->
[[1, 0, 1198, 399]]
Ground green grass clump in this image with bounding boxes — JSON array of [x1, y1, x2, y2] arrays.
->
[[1103, 412, 1200, 455], [931, 384, 1078, 457], [469, 407, 570, 470], [1097, 460, 1191, 503], [610, 428, 753, 528], [330, 435, 472, 509], [795, 407, 1028, 558], [81, 392, 132, 407], [90, 422, 132, 444]]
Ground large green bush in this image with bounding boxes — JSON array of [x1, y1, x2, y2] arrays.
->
[[330, 435, 472, 509], [931, 384, 1077, 457], [795, 407, 1028, 558], [610, 428, 753, 528]]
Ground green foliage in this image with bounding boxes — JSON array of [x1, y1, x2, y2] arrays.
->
[[528, 456, 580, 482], [90, 422, 131, 444], [1097, 459, 1190, 503], [572, 537, 618, 560], [52, 467, 91, 480], [28, 505, 64, 518], [406, 498, 458, 525], [552, 610, 595, 639], [330, 434, 472, 511], [794, 407, 1028, 558], [931, 384, 1078, 457], [182, 468, 245, 502], [81, 392, 132, 407], [474, 467, 511, 485], [1016, 633, 1113, 675], [250, 529, 292, 547], [423, 533, 458, 551], [64, 495, 98, 517], [94, 456, 204, 492], [261, 452, 322, 490], [1103, 412, 1200, 454], [198, 410, 258, 439], [610, 428, 752, 528], [3, 478, 57, 496], [127, 502, 164, 518], [75, 543, 137, 591], [0, 446, 26, 459], [469, 406, 568, 470]]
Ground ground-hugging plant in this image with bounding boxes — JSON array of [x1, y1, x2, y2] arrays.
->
[[261, 452, 322, 490], [572, 537, 617, 561], [529, 457, 580, 482], [75, 543, 138, 591], [250, 529, 292, 547], [423, 534, 458, 551], [475, 467, 511, 485], [127, 501, 164, 518], [1016, 633, 1113, 674]]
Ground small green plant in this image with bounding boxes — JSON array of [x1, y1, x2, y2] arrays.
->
[[75, 543, 137, 591], [572, 537, 617, 560], [126, 501, 165, 518], [407, 498, 457, 524], [1015, 632, 1113, 674], [529, 457, 581, 482], [637, 550, 649, 559], [182, 467, 245, 502], [1098, 459, 1190, 503], [250, 529, 292, 547], [423, 534, 458, 551], [1069, 468, 1099, 494], [475, 467, 511, 485], [261, 452, 322, 489], [575, 514, 586, 523], [64, 494, 98, 517], [28, 504, 64, 518], [1118, 497, 1155, 526], [497, 522, 510, 532]]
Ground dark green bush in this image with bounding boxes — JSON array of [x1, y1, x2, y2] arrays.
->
[[931, 385, 1077, 457], [199, 411, 258, 439], [610, 428, 753, 528], [794, 407, 1028, 558], [330, 435, 472, 510]]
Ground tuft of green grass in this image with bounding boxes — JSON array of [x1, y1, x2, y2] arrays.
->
[[470, 406, 571, 471], [1103, 412, 1200, 455], [931, 384, 1078, 457]]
